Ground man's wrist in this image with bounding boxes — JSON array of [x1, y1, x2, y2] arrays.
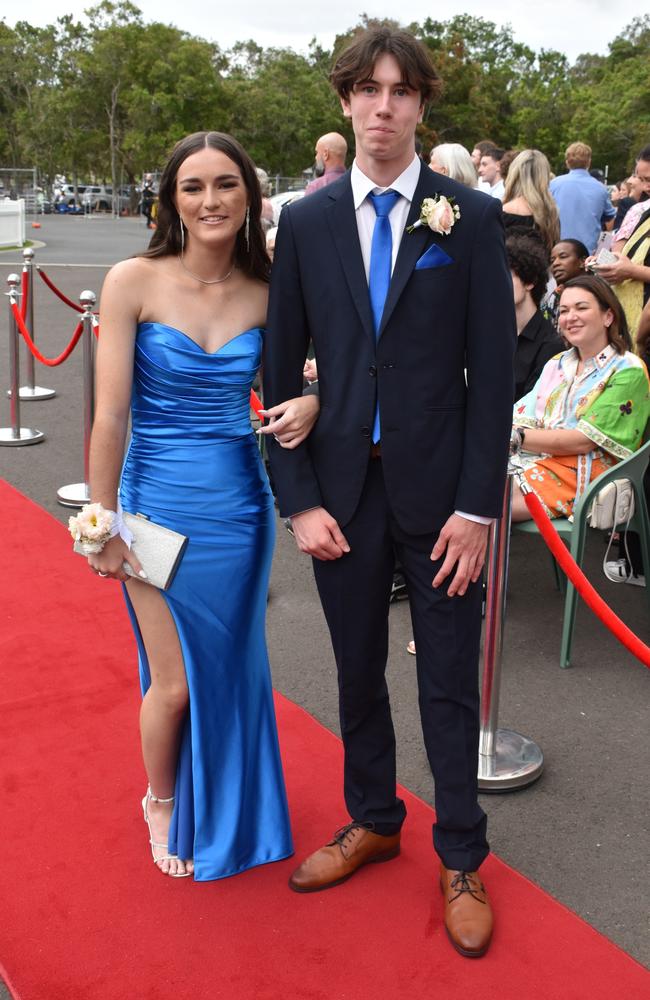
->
[[455, 510, 493, 526], [290, 506, 321, 519]]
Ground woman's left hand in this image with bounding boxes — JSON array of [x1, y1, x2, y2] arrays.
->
[[258, 394, 320, 449], [591, 253, 634, 284]]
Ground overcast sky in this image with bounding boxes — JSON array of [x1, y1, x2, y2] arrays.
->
[[7, 2, 622, 64]]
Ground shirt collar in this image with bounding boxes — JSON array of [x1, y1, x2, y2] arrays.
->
[[519, 312, 543, 341], [593, 343, 617, 368], [560, 342, 616, 374], [350, 154, 421, 210]]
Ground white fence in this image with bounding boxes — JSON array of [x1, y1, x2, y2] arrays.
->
[[0, 199, 26, 248]]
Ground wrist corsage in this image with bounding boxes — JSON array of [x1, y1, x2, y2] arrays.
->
[[68, 502, 133, 555], [407, 194, 460, 236]]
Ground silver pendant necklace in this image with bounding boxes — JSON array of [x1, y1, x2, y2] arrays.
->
[[178, 253, 234, 285]]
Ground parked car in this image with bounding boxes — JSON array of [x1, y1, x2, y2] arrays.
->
[[268, 189, 305, 225], [81, 184, 132, 213], [53, 183, 87, 207]]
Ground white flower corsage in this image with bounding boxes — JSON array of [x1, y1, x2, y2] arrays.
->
[[68, 502, 133, 555], [407, 194, 460, 236]]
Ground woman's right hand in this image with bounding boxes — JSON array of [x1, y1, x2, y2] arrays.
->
[[88, 535, 146, 582], [257, 393, 320, 449]]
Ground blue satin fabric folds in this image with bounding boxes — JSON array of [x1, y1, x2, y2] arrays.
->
[[120, 322, 293, 880]]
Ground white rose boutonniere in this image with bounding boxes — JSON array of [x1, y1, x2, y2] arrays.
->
[[407, 194, 460, 236]]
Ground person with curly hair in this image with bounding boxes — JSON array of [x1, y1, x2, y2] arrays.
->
[[507, 233, 564, 401]]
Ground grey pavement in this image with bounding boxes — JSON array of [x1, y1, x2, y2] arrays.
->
[[1, 217, 648, 979]]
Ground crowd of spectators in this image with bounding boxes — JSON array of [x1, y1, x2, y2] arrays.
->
[[458, 137, 650, 586]]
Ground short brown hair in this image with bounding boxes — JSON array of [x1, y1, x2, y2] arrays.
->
[[565, 142, 592, 170], [330, 27, 441, 104], [561, 274, 631, 353]]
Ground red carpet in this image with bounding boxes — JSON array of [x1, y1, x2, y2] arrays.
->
[[1, 478, 648, 999]]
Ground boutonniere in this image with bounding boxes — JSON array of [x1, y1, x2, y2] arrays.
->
[[407, 194, 460, 236]]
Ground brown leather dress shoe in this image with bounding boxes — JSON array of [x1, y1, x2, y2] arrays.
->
[[439, 865, 493, 958], [289, 822, 401, 893]]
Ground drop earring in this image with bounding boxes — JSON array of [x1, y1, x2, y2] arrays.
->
[[245, 206, 250, 252], [179, 215, 185, 255]]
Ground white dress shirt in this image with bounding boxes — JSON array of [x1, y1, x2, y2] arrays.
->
[[350, 155, 492, 527], [351, 154, 421, 280], [488, 178, 505, 200]]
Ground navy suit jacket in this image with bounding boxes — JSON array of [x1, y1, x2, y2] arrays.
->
[[264, 162, 516, 535]]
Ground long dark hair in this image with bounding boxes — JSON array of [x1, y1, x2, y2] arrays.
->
[[561, 274, 631, 353], [140, 131, 270, 282]]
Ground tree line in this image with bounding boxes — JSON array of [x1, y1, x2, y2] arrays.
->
[[0, 2, 648, 190]]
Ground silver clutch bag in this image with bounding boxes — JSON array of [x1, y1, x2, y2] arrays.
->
[[74, 512, 188, 590]]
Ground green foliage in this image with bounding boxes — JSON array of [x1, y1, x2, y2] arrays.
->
[[222, 47, 340, 175], [0, 8, 648, 185], [567, 15, 650, 179]]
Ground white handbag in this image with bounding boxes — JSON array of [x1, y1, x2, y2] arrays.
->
[[587, 479, 635, 530], [75, 512, 188, 589]]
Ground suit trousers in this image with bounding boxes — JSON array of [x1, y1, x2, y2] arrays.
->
[[312, 457, 489, 872]]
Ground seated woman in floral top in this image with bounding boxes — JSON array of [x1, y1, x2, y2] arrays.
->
[[511, 274, 649, 521]]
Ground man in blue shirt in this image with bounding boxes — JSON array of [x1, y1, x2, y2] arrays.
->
[[550, 142, 615, 253]]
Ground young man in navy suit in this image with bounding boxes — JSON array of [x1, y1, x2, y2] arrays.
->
[[263, 27, 516, 958]]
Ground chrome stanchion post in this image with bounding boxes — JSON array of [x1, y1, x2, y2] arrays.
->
[[17, 247, 56, 400], [477, 447, 544, 791], [57, 290, 96, 507], [0, 274, 44, 446]]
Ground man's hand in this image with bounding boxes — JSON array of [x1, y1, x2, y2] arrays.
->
[[290, 507, 350, 561], [430, 514, 490, 597]]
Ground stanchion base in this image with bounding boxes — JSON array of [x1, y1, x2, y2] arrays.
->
[[57, 482, 90, 508], [478, 729, 544, 792], [0, 426, 44, 446], [8, 385, 57, 400]]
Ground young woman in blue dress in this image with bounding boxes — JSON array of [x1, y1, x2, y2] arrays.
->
[[84, 132, 319, 880]]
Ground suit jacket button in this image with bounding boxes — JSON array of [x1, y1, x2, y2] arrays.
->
[[382, 361, 395, 369], [361, 426, 371, 437], [369, 364, 377, 377]]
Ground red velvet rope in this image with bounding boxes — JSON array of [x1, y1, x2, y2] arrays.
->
[[37, 267, 84, 312], [523, 489, 650, 668], [11, 302, 84, 367], [250, 389, 263, 417], [20, 270, 28, 321]]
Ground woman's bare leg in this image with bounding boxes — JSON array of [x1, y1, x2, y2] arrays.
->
[[126, 578, 194, 876], [510, 480, 533, 522]]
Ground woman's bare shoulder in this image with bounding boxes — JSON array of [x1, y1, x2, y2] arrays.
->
[[239, 275, 269, 325], [503, 196, 532, 216], [105, 256, 164, 284]]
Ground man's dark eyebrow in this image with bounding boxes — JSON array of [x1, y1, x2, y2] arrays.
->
[[354, 76, 414, 89]]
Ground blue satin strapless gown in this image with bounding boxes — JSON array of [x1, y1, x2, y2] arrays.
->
[[119, 322, 293, 881]]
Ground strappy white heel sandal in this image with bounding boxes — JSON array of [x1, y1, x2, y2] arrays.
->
[[142, 786, 192, 878]]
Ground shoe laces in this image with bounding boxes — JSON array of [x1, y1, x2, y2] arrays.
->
[[449, 871, 486, 903], [331, 821, 374, 853]]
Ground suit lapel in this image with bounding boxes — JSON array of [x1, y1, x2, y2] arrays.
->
[[378, 164, 440, 339], [325, 180, 375, 348]]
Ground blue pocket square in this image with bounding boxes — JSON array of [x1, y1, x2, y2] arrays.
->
[[415, 244, 454, 270]]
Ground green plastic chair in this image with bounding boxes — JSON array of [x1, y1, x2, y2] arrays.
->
[[513, 436, 650, 668]]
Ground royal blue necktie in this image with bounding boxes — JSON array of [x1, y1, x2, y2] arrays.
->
[[368, 190, 400, 443]]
